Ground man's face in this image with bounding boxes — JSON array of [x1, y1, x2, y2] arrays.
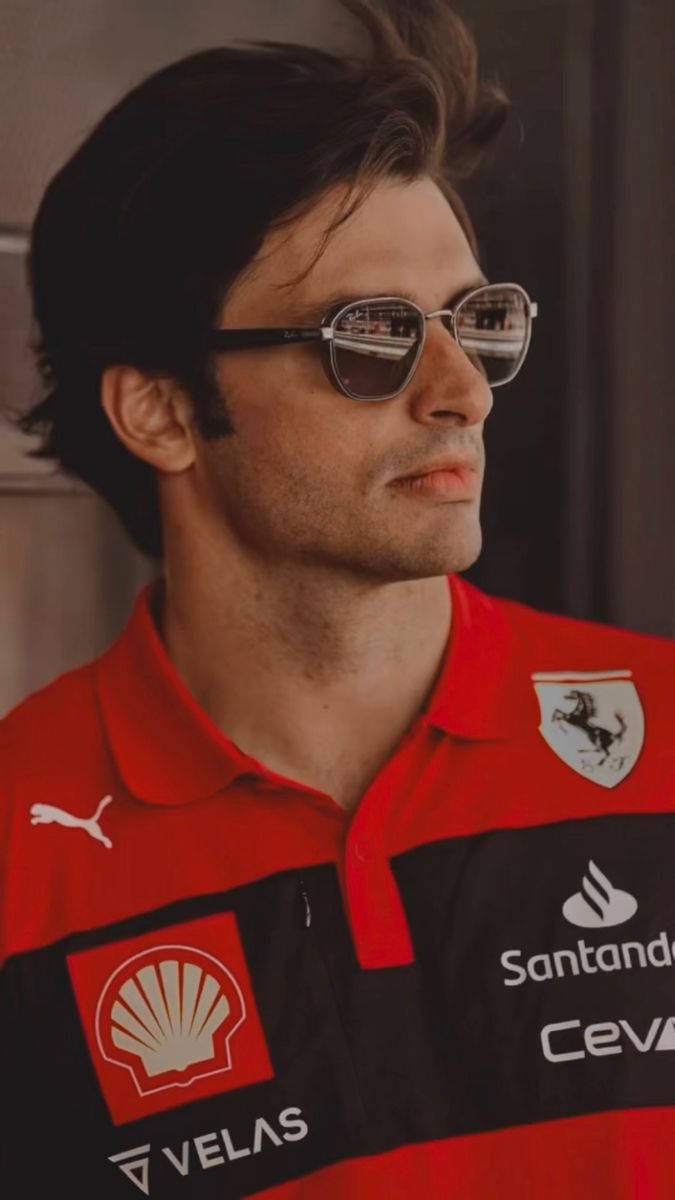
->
[[193, 175, 493, 583]]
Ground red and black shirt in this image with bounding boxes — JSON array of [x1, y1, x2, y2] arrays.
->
[[2, 574, 675, 1197]]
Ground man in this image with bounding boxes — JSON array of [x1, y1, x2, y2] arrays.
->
[[3, 2, 675, 1196]]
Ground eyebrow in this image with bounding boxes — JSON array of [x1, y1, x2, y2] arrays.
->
[[288, 276, 489, 323]]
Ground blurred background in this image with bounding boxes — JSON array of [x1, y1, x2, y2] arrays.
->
[[1, 0, 673, 715]]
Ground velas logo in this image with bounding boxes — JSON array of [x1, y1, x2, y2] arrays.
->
[[67, 912, 274, 1125], [108, 1107, 309, 1195], [562, 859, 638, 928], [109, 1145, 151, 1196]]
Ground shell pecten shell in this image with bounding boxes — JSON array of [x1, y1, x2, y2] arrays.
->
[[109, 958, 231, 1076], [95, 943, 247, 1094]]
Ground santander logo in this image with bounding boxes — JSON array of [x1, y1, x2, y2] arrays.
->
[[562, 860, 637, 929]]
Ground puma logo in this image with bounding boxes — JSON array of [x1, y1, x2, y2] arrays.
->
[[30, 795, 113, 849]]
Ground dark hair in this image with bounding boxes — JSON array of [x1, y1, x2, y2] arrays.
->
[[19, 0, 508, 557]]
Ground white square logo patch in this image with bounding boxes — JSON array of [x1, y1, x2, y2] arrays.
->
[[531, 670, 644, 788]]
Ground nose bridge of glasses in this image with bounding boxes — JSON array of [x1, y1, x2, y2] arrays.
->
[[421, 307, 496, 390], [424, 309, 457, 344], [425, 307, 456, 321]]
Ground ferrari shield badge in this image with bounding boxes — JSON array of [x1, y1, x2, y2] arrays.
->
[[531, 670, 644, 788]]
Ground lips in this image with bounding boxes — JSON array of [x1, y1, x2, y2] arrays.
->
[[388, 457, 481, 499], [393, 457, 480, 481]]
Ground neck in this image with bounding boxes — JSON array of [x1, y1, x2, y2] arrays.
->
[[157, 536, 452, 804]]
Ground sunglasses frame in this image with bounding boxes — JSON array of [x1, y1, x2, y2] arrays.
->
[[208, 281, 538, 402]]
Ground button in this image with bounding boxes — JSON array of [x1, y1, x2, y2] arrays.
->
[[352, 839, 372, 864]]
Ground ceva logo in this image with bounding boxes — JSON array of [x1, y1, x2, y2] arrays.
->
[[562, 860, 637, 929], [541, 1015, 675, 1063]]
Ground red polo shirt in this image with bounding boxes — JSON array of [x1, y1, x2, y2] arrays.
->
[[2, 573, 675, 1198]]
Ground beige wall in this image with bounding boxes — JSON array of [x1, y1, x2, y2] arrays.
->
[[0, 490, 153, 710]]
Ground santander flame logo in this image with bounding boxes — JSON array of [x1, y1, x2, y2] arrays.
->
[[562, 860, 637, 928]]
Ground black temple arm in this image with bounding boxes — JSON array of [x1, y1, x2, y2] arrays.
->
[[208, 327, 323, 350]]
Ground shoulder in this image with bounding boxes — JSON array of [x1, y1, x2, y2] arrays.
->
[[451, 573, 671, 659], [1, 658, 109, 816], [488, 587, 675, 667], [468, 584, 674, 735], [448, 581, 675, 767], [453, 577, 674, 728], [0, 656, 123, 964], [3, 658, 100, 750]]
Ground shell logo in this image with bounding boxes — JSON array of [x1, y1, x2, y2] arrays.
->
[[68, 912, 274, 1124], [95, 944, 246, 1096]]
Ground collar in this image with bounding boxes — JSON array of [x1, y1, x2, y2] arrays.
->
[[96, 584, 254, 806], [424, 574, 534, 740], [96, 574, 532, 807]]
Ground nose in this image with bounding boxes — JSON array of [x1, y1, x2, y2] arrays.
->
[[406, 322, 493, 427]]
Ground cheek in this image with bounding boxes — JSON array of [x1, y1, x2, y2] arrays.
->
[[225, 359, 369, 487], [211, 423, 355, 551], [210, 348, 393, 530]]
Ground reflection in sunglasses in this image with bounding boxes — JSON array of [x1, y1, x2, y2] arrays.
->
[[333, 332, 418, 361]]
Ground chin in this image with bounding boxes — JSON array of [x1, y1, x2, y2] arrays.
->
[[448, 526, 483, 573], [349, 531, 483, 584], [417, 545, 482, 579], [406, 521, 483, 578], [390, 501, 484, 575]]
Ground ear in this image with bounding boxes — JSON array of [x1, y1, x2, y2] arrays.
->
[[101, 365, 196, 472]]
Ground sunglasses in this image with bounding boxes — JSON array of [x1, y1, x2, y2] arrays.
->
[[208, 282, 537, 402]]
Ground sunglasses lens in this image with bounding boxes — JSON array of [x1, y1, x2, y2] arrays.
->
[[331, 301, 422, 399], [453, 285, 531, 385]]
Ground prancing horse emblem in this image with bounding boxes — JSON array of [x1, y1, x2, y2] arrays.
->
[[30, 795, 113, 848], [551, 690, 627, 767], [532, 671, 644, 789]]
